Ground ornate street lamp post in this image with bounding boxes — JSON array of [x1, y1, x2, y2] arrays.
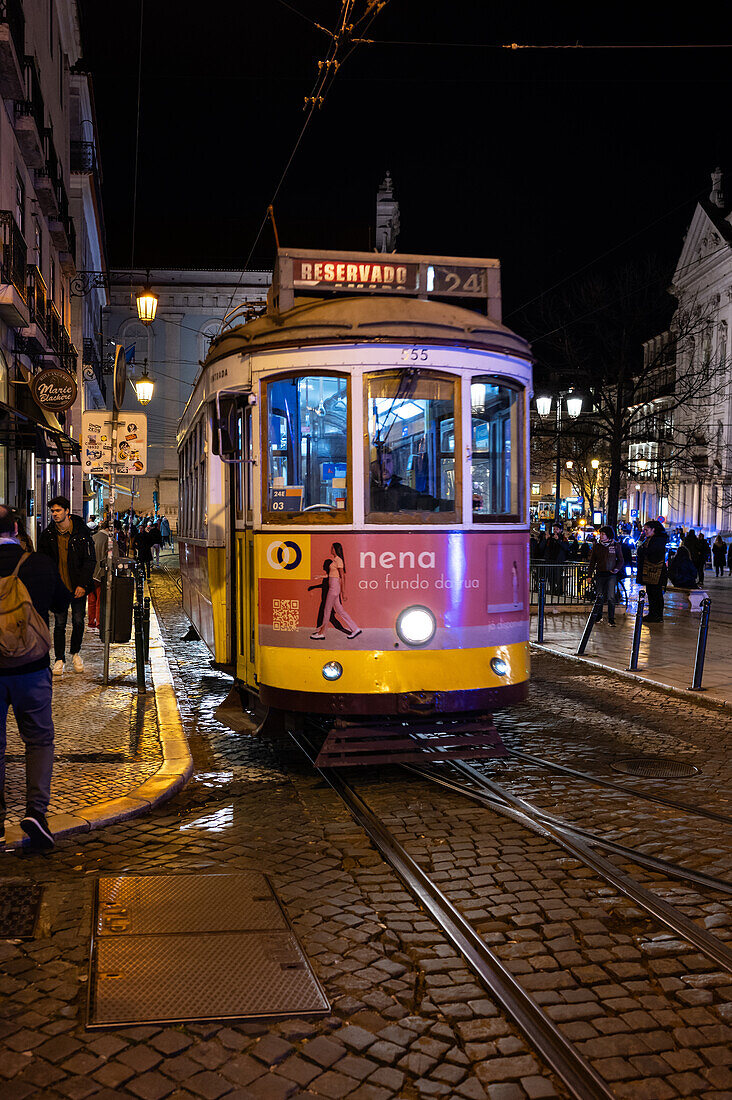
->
[[536, 390, 583, 525]]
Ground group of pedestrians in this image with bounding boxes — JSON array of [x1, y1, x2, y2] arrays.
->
[[0, 496, 174, 852]]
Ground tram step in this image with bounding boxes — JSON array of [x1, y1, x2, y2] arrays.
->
[[314, 719, 506, 768]]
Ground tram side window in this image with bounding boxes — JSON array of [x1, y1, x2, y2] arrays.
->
[[179, 421, 207, 538], [264, 374, 349, 519], [366, 371, 458, 520], [471, 378, 523, 521]]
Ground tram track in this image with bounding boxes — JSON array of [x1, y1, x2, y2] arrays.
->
[[504, 748, 732, 826], [290, 728, 615, 1100]]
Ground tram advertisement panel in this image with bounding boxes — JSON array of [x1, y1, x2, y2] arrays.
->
[[257, 532, 528, 650]]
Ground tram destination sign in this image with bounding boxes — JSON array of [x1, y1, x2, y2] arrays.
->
[[275, 249, 502, 319]]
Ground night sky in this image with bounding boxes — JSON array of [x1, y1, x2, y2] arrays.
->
[[77, 2, 730, 329]]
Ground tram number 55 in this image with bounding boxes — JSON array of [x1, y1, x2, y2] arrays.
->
[[401, 347, 429, 362]]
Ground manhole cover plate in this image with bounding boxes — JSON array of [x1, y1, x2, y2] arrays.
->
[[0, 882, 42, 939], [88, 873, 329, 1027], [612, 756, 700, 779]]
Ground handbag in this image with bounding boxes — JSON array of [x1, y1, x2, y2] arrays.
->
[[642, 558, 663, 585]]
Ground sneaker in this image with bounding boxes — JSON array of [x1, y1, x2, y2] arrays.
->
[[594, 616, 603, 624], [310, 633, 325, 640], [52, 659, 64, 676], [72, 653, 84, 673], [347, 630, 362, 639], [608, 620, 616, 627], [20, 812, 55, 851]]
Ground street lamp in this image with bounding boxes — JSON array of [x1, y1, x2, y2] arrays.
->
[[133, 359, 155, 406], [591, 458, 600, 470], [536, 390, 583, 524], [136, 272, 158, 326]]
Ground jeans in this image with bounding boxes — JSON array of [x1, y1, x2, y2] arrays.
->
[[0, 667, 55, 822], [53, 595, 86, 660], [646, 583, 664, 620], [595, 573, 616, 622]]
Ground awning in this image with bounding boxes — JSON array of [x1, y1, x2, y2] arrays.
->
[[0, 399, 81, 465]]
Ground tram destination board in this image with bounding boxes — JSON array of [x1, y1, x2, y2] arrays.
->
[[275, 248, 502, 318]]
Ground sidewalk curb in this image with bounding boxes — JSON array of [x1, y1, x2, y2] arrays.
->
[[6, 601, 193, 850], [531, 641, 732, 715]]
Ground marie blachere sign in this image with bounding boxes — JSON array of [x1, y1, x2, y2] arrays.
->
[[81, 412, 147, 474]]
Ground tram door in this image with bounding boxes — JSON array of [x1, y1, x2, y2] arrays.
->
[[234, 405, 257, 688]]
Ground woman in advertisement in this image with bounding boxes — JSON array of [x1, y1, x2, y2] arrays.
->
[[310, 542, 362, 640]]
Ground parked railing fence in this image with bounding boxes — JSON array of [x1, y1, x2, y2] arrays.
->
[[530, 561, 592, 605]]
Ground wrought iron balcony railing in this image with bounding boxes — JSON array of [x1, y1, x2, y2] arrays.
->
[[15, 55, 44, 135], [0, 210, 27, 299], [26, 264, 47, 327], [0, 0, 24, 65]]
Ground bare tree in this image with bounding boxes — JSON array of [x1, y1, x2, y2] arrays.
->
[[522, 258, 728, 526]]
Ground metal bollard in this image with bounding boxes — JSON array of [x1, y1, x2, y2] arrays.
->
[[133, 601, 146, 694], [576, 596, 603, 655], [627, 589, 646, 671], [143, 596, 151, 662], [537, 578, 546, 643], [690, 597, 711, 691]]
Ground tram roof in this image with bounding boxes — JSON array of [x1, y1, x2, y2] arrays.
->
[[205, 294, 533, 367]]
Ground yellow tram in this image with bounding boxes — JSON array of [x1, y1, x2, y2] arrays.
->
[[178, 249, 533, 763]]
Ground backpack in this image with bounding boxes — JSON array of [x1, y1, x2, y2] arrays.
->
[[0, 553, 52, 663]]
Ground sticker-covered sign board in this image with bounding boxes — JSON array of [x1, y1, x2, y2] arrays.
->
[[81, 412, 147, 475]]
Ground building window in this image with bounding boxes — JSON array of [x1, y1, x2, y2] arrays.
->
[[15, 175, 25, 235]]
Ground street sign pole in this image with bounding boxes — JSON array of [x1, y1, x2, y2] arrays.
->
[[102, 409, 119, 687]]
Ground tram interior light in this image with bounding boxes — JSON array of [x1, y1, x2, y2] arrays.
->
[[490, 657, 508, 676], [396, 606, 436, 647], [535, 395, 552, 418], [322, 661, 343, 681]]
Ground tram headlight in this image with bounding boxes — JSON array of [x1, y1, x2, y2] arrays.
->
[[322, 661, 343, 681], [490, 657, 508, 677], [396, 606, 436, 647]]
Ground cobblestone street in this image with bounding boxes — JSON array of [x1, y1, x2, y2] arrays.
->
[[1, 567, 730, 1100]]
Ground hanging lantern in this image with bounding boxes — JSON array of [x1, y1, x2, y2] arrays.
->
[[133, 360, 155, 406], [136, 271, 158, 325]]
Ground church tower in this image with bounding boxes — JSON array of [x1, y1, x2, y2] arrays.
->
[[375, 171, 400, 252]]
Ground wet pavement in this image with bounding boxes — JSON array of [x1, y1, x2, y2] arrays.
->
[[0, 566, 730, 1099]]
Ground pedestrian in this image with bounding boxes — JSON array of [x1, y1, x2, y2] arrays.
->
[[88, 522, 120, 629], [545, 525, 569, 594], [728, 539, 732, 578], [0, 504, 70, 849], [587, 525, 624, 626], [712, 535, 727, 578], [696, 534, 711, 585], [37, 496, 96, 675], [159, 514, 171, 548], [135, 522, 153, 580], [147, 519, 162, 567], [636, 520, 668, 624], [667, 545, 698, 589]]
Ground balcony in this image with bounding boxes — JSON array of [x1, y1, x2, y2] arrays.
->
[[13, 57, 44, 168], [34, 132, 62, 217], [22, 265, 48, 351], [0, 0, 24, 100], [0, 210, 28, 327]]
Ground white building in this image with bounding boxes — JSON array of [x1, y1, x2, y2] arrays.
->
[[634, 169, 732, 534], [105, 268, 271, 525], [0, 1, 105, 541]]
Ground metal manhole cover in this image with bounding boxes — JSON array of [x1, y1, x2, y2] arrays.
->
[[612, 756, 700, 779], [0, 882, 42, 939]]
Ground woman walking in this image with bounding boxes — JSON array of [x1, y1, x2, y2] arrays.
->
[[310, 542, 361, 640], [712, 535, 727, 578]]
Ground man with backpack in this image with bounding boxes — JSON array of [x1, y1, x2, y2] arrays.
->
[[38, 496, 96, 675], [0, 505, 69, 849], [587, 524, 625, 626]]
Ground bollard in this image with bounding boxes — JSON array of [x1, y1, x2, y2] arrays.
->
[[690, 597, 711, 691], [143, 596, 151, 662], [133, 602, 146, 694], [576, 595, 603, 655], [537, 578, 546, 643], [627, 589, 646, 671]]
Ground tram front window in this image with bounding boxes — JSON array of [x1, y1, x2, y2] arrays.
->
[[471, 378, 523, 521], [366, 371, 458, 521], [264, 374, 349, 519]]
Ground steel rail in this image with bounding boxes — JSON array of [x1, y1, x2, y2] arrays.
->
[[406, 764, 732, 897], [412, 760, 732, 975], [506, 749, 732, 826], [289, 730, 615, 1100], [408, 763, 732, 896]]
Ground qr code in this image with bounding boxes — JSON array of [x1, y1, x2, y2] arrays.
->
[[272, 599, 299, 631]]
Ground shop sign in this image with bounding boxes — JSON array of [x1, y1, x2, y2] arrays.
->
[[30, 368, 77, 413]]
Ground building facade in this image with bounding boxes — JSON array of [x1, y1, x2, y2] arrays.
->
[[0, 1, 105, 540], [105, 268, 271, 525], [633, 169, 732, 534]]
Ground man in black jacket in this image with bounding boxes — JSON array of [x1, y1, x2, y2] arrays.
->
[[0, 505, 69, 849], [38, 496, 95, 676]]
